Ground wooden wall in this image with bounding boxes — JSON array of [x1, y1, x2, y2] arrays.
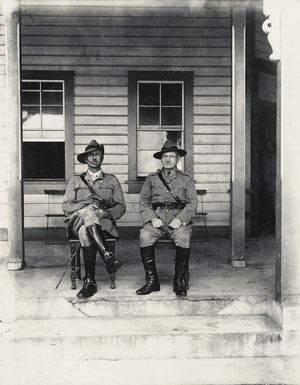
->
[[0, 10, 8, 240], [20, 4, 232, 231]]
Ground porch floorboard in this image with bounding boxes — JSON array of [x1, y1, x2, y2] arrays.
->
[[0, 236, 275, 300]]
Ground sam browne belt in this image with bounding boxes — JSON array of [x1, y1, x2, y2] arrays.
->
[[152, 202, 185, 210]]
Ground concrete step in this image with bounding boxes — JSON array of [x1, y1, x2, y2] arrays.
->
[[2, 314, 296, 361], [2, 294, 279, 321], [2, 357, 300, 385]]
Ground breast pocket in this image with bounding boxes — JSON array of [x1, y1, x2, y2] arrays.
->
[[74, 181, 90, 201], [151, 184, 165, 200], [172, 184, 186, 201], [96, 185, 114, 202]]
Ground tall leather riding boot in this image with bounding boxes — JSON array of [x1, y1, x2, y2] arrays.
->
[[77, 246, 97, 298], [173, 247, 190, 296], [136, 246, 160, 295], [87, 224, 121, 275]]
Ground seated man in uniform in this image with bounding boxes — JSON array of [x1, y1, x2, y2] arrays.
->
[[62, 139, 126, 298], [137, 139, 198, 296]]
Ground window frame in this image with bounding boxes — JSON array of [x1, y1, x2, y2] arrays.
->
[[21, 70, 74, 193], [128, 71, 193, 193]]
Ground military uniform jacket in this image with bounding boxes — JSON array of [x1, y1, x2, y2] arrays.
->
[[139, 169, 198, 226], [62, 171, 126, 238]]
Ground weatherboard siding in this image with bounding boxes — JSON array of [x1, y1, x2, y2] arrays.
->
[[20, 4, 231, 229]]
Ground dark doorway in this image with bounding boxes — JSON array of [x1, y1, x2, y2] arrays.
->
[[251, 81, 276, 237], [257, 102, 276, 234]]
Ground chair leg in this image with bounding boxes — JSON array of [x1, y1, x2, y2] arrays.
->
[[202, 214, 210, 240], [110, 272, 116, 289], [76, 246, 81, 280], [71, 257, 76, 290], [107, 241, 117, 289], [70, 241, 78, 290], [45, 216, 50, 244]]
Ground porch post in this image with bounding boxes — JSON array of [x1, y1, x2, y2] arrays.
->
[[230, 7, 246, 267], [263, 0, 300, 304], [2, 0, 24, 270], [262, 0, 300, 330], [277, 0, 300, 304]]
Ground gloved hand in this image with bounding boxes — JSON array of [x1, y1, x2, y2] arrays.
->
[[168, 218, 182, 229], [151, 217, 164, 228]]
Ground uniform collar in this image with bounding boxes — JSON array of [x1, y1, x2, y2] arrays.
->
[[86, 169, 103, 181], [162, 167, 178, 182]]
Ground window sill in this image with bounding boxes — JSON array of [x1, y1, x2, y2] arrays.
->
[[24, 180, 67, 194]]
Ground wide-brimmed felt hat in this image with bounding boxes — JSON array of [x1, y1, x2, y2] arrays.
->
[[153, 139, 187, 159], [77, 139, 105, 164]]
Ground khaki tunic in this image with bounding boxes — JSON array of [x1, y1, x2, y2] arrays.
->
[[140, 168, 198, 226], [62, 171, 126, 238]]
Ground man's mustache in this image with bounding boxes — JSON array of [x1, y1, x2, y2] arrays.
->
[[86, 159, 100, 166]]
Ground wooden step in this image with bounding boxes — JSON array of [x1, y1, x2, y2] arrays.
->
[[1, 314, 293, 361]]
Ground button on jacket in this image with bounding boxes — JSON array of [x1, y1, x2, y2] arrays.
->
[[62, 172, 126, 238], [139, 169, 198, 226]]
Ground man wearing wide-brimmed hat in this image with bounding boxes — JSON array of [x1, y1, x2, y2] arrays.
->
[[62, 140, 126, 298], [137, 139, 198, 296]]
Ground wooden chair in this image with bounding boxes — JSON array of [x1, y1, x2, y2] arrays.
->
[[195, 189, 210, 240], [44, 189, 66, 243], [155, 238, 176, 249], [44, 188, 118, 290]]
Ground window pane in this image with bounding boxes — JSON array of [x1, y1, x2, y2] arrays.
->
[[165, 130, 183, 147], [139, 83, 159, 105], [23, 142, 65, 179], [42, 82, 63, 91], [139, 107, 159, 126], [42, 91, 63, 105], [161, 83, 182, 106], [138, 131, 168, 150], [138, 150, 162, 176], [42, 106, 64, 129], [22, 82, 40, 90], [161, 107, 182, 126], [22, 106, 41, 129], [137, 130, 183, 176], [22, 91, 40, 105]]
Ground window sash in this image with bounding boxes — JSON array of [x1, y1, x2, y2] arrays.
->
[[22, 70, 74, 186], [137, 81, 184, 176], [22, 79, 65, 142], [128, 71, 193, 193]]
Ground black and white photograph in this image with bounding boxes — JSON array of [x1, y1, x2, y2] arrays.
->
[[0, 0, 300, 384]]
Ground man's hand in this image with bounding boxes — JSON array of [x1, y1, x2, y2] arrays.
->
[[169, 218, 182, 229], [151, 217, 164, 228], [92, 206, 110, 218]]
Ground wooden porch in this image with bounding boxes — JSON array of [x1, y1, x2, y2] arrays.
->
[[1, 236, 276, 308]]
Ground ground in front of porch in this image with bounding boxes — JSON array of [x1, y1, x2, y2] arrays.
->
[[1, 236, 300, 385]]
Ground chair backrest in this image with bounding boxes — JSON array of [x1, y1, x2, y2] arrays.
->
[[44, 189, 65, 216], [44, 189, 65, 196], [196, 189, 207, 213]]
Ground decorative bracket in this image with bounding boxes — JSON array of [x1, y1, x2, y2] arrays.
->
[[262, 0, 281, 61]]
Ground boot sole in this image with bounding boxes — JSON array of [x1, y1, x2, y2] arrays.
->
[[174, 290, 187, 296], [136, 287, 160, 295], [76, 287, 97, 299]]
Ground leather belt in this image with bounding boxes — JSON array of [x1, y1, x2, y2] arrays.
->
[[152, 202, 185, 210]]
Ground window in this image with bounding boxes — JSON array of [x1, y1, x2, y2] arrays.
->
[[128, 71, 193, 193], [21, 71, 74, 186], [138, 81, 184, 176]]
